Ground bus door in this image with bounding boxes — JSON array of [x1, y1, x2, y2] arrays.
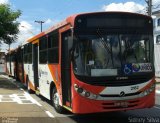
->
[[61, 30, 72, 107], [20, 48, 25, 83], [33, 43, 39, 89]]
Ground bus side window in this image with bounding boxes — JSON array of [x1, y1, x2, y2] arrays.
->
[[48, 31, 59, 63], [39, 36, 48, 64]]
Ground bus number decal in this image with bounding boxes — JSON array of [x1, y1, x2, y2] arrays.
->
[[131, 86, 139, 91], [132, 63, 152, 73]]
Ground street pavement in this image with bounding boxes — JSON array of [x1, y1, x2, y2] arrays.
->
[[0, 64, 160, 123], [0, 74, 56, 123], [0, 64, 56, 123]]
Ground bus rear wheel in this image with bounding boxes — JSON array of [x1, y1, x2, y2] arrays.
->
[[52, 87, 64, 113]]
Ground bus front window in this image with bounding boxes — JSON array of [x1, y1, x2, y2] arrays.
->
[[73, 34, 152, 77]]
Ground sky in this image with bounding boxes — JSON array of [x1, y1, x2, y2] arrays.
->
[[0, 0, 160, 51]]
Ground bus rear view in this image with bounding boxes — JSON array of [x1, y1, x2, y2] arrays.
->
[[70, 12, 155, 114]]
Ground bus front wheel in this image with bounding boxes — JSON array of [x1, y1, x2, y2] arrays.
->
[[52, 87, 64, 113]]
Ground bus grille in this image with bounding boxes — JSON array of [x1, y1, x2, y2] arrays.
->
[[92, 78, 149, 86], [75, 75, 153, 86], [102, 100, 140, 110]]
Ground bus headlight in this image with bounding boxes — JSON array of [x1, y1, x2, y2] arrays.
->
[[74, 84, 98, 100], [77, 88, 83, 93], [140, 83, 155, 97], [84, 91, 90, 97]]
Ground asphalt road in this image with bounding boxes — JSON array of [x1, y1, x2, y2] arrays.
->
[[0, 64, 160, 123]]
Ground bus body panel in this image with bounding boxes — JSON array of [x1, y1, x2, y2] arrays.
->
[[39, 64, 52, 99], [48, 64, 63, 105], [10, 62, 14, 77], [17, 63, 24, 82], [38, 64, 62, 101], [71, 72, 155, 113], [24, 64, 35, 88], [6, 52, 16, 77], [72, 90, 155, 114]]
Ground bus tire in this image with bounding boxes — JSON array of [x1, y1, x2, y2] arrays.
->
[[52, 87, 64, 113]]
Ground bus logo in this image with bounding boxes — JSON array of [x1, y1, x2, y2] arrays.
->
[[132, 64, 140, 72], [120, 91, 125, 97], [123, 64, 132, 75]]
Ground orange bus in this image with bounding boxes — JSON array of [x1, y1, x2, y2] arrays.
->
[[7, 12, 155, 114], [6, 50, 17, 77]]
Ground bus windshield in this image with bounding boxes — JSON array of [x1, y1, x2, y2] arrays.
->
[[73, 34, 153, 77]]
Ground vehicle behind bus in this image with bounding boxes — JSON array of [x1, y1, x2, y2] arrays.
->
[[5, 50, 16, 77]]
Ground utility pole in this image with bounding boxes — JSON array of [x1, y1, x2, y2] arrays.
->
[[146, 0, 152, 16], [35, 20, 45, 32]]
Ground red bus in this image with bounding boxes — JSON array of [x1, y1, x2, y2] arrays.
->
[[7, 12, 155, 114]]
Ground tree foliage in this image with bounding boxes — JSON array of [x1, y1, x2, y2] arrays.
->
[[0, 4, 21, 46]]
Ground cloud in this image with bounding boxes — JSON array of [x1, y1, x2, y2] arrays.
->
[[153, 0, 160, 11], [0, 21, 40, 51], [153, 0, 160, 5], [16, 21, 36, 46], [19, 21, 33, 33], [102, 2, 145, 13], [3, 21, 36, 51], [44, 18, 60, 30], [1, 19, 59, 51], [45, 19, 54, 25], [0, 0, 9, 4]]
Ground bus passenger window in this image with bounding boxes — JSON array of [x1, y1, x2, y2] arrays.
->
[[39, 36, 48, 64], [48, 32, 59, 63]]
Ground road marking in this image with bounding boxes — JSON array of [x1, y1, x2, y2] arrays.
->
[[24, 92, 42, 106], [0, 75, 42, 106], [45, 111, 55, 118], [154, 106, 160, 110], [12, 94, 23, 104], [0, 93, 42, 106], [0, 75, 11, 79], [20, 88, 24, 91]]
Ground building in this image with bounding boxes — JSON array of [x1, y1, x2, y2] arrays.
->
[[153, 10, 160, 44], [153, 10, 160, 77], [0, 52, 5, 64]]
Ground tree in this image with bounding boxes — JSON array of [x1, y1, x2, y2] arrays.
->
[[0, 4, 21, 50]]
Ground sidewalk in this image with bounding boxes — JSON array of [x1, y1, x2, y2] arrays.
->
[[156, 78, 160, 94], [0, 74, 54, 123], [0, 73, 21, 95]]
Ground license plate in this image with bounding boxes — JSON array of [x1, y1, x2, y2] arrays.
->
[[114, 101, 129, 107]]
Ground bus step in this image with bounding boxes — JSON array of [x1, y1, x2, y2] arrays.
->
[[35, 89, 40, 95]]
